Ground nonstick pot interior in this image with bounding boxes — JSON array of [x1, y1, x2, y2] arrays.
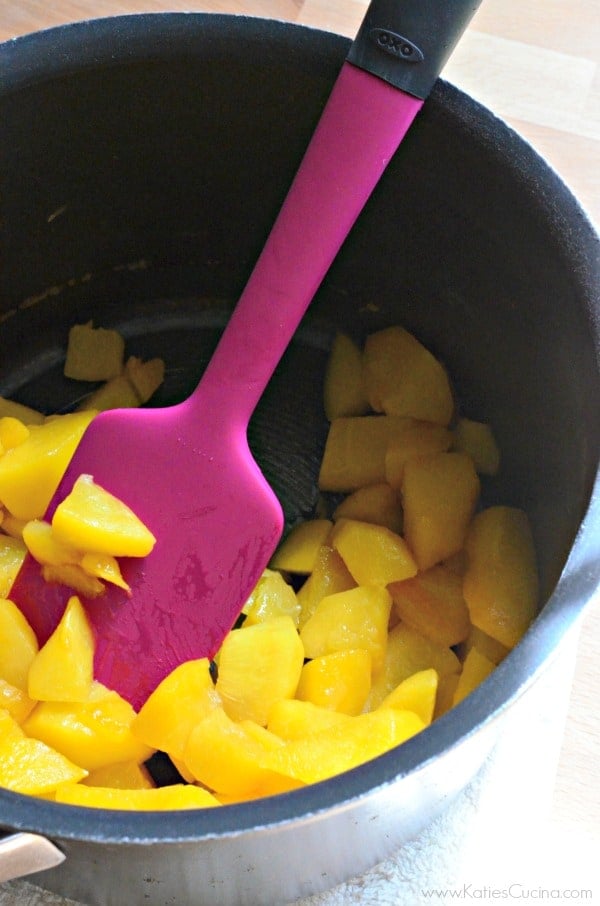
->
[[0, 8, 599, 880]]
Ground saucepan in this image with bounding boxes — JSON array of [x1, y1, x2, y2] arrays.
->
[[0, 13, 598, 906]]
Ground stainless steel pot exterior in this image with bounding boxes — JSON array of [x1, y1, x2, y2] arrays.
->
[[0, 13, 599, 905]]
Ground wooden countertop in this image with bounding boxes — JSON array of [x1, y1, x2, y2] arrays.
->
[[1, 0, 599, 850]]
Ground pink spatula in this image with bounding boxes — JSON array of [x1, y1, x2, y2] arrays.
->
[[11, 0, 482, 708]]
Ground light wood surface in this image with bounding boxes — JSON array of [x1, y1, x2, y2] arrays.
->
[[1, 0, 599, 849]]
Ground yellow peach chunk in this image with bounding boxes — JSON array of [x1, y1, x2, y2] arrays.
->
[[79, 552, 130, 593], [0, 397, 45, 426], [183, 707, 291, 798], [365, 623, 460, 710], [0, 536, 26, 598], [0, 678, 37, 724], [389, 564, 471, 648], [23, 682, 153, 771], [132, 658, 221, 760], [384, 421, 452, 489], [1, 512, 28, 540], [452, 647, 496, 706], [0, 712, 87, 795], [41, 563, 106, 598], [216, 616, 304, 726], [23, 519, 81, 566], [333, 482, 403, 534], [55, 783, 220, 810], [378, 668, 439, 725], [124, 356, 166, 404], [264, 709, 425, 785], [52, 474, 156, 558], [463, 505, 539, 650], [270, 519, 333, 573], [267, 699, 355, 740], [0, 707, 26, 743], [300, 585, 391, 674], [331, 518, 417, 586], [319, 415, 423, 493], [28, 596, 94, 703], [242, 569, 300, 627], [78, 375, 141, 412], [296, 649, 372, 715], [363, 326, 454, 425], [457, 625, 510, 666], [451, 417, 500, 476], [0, 417, 30, 451], [402, 451, 480, 570], [323, 332, 369, 420], [0, 411, 95, 521], [296, 544, 356, 629], [0, 597, 38, 690], [64, 321, 125, 382], [83, 760, 155, 790]]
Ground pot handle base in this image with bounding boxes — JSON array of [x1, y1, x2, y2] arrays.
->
[[0, 832, 65, 883]]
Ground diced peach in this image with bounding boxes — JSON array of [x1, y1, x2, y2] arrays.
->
[[124, 356, 165, 404], [452, 647, 496, 706], [295, 649, 372, 715], [0, 712, 87, 795], [28, 596, 94, 703], [264, 709, 425, 785], [384, 421, 452, 489], [23, 682, 153, 771], [333, 482, 403, 534], [183, 707, 290, 797], [78, 375, 140, 412], [22, 519, 81, 566], [457, 625, 510, 666], [363, 326, 454, 425], [0, 597, 38, 691], [319, 415, 422, 492], [267, 699, 355, 740], [79, 552, 130, 593], [132, 658, 221, 760], [55, 783, 220, 810], [270, 520, 333, 573], [402, 451, 480, 570], [0, 417, 30, 451], [0, 396, 44, 426], [433, 673, 461, 719], [216, 616, 304, 726], [463, 505, 539, 649], [323, 332, 369, 420], [0, 678, 37, 724], [331, 519, 417, 586], [64, 322, 125, 381], [41, 563, 106, 598], [0, 707, 26, 743], [0, 411, 95, 521], [365, 623, 460, 710], [242, 569, 300, 627], [0, 536, 26, 598], [452, 417, 500, 475], [296, 545, 356, 629], [300, 585, 391, 674], [52, 474, 156, 558], [83, 760, 155, 790], [389, 565, 471, 647], [378, 668, 438, 726]]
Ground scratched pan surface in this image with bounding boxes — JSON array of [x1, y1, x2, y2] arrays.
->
[[0, 13, 599, 906]]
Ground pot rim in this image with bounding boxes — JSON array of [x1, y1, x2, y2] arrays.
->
[[0, 11, 599, 846]]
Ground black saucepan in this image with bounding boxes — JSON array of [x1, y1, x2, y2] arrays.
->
[[0, 13, 599, 906]]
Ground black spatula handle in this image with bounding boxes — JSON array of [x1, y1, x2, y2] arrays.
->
[[347, 0, 483, 99]]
